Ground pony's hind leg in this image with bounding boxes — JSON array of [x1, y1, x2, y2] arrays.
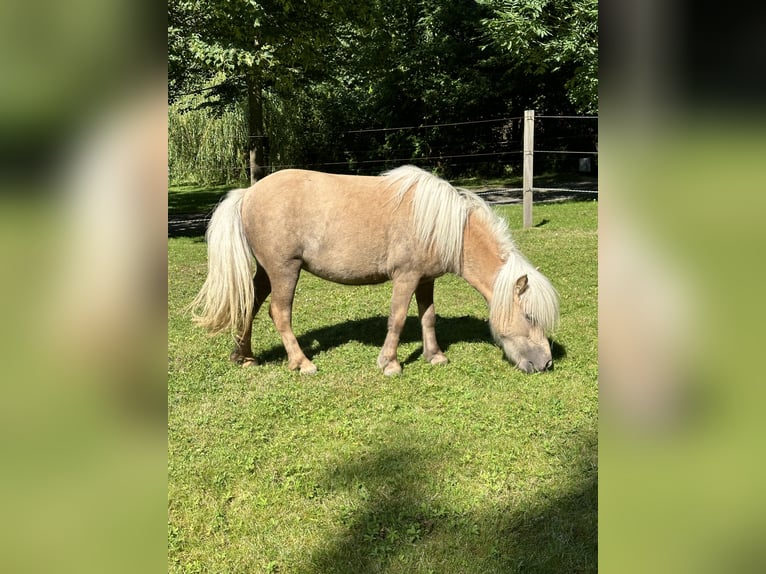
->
[[267, 260, 317, 374], [230, 267, 271, 367], [415, 280, 449, 366]]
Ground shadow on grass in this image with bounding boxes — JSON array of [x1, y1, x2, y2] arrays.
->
[[310, 431, 596, 573], [168, 185, 232, 215], [168, 218, 210, 238], [168, 187, 232, 238], [254, 315, 566, 368]]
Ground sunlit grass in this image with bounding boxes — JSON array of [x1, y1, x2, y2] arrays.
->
[[168, 200, 597, 573]]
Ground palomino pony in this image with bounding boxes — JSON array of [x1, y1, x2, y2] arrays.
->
[[191, 166, 559, 375]]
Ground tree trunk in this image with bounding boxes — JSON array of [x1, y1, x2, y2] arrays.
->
[[246, 68, 266, 184]]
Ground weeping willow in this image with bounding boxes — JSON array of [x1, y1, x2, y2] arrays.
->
[[168, 103, 249, 186]]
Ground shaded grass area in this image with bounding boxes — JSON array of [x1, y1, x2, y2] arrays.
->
[[169, 183, 234, 215], [168, 200, 597, 573]]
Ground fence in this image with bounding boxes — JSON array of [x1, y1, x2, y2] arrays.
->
[[169, 108, 598, 225], [436, 110, 597, 227], [262, 112, 597, 177], [521, 110, 598, 227]]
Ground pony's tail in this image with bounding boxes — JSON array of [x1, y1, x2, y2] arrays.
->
[[189, 188, 254, 336]]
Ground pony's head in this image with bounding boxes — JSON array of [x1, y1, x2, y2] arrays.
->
[[490, 259, 560, 374]]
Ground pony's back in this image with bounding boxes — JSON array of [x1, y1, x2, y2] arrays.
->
[[240, 169, 449, 284]]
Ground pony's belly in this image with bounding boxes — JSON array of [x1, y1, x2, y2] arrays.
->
[[302, 261, 389, 286]]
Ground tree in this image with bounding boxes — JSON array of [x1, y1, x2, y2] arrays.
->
[[480, 0, 598, 113], [168, 0, 371, 182], [168, 0, 598, 182], [307, 0, 523, 174]]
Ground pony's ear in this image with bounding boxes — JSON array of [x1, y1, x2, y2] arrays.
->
[[514, 274, 529, 296]]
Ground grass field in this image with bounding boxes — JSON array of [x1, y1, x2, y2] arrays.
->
[[168, 194, 597, 573]]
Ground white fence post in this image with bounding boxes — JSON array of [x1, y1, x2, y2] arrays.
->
[[523, 109, 535, 228]]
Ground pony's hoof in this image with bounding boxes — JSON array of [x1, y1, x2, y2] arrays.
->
[[230, 352, 256, 366], [300, 362, 318, 375], [383, 362, 403, 376], [377, 353, 402, 375], [428, 353, 449, 366]]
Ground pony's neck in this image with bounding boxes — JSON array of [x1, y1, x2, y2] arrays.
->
[[459, 211, 505, 302]]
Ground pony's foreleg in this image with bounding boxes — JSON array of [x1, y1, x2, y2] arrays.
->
[[415, 280, 449, 366], [267, 261, 317, 375], [377, 274, 420, 376], [230, 267, 271, 367]]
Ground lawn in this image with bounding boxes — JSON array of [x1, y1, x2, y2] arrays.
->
[[168, 193, 597, 573]]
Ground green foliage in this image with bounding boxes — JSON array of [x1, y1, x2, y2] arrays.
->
[[168, 0, 598, 182], [169, 0, 372, 104], [168, 101, 249, 186], [168, 199, 597, 572], [480, 0, 598, 113]]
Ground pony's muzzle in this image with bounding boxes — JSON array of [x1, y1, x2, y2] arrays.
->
[[517, 358, 553, 373]]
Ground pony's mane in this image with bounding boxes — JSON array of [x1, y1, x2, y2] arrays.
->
[[383, 165, 559, 334], [468, 196, 559, 335], [489, 253, 560, 335], [475, 201, 559, 333], [383, 165, 485, 272]]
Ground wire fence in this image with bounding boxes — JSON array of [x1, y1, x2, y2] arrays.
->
[[272, 113, 597, 184], [169, 111, 598, 202]]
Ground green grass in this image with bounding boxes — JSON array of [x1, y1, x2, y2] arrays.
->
[[168, 199, 597, 573]]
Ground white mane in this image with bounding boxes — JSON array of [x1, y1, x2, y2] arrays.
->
[[489, 251, 560, 335], [382, 165, 559, 333], [469, 195, 560, 335], [383, 165, 471, 272]]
